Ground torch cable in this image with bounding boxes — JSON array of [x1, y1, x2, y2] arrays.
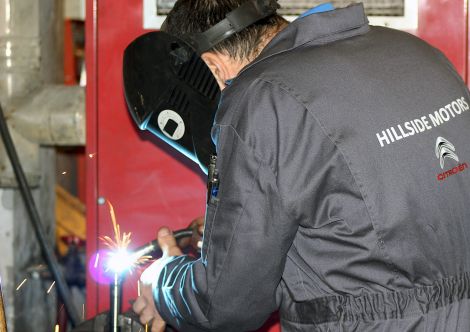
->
[[0, 102, 80, 327]]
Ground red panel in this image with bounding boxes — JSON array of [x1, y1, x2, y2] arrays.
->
[[64, 20, 78, 86], [415, 0, 467, 80], [85, 0, 206, 318]]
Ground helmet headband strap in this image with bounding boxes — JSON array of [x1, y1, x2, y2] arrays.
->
[[186, 0, 280, 54]]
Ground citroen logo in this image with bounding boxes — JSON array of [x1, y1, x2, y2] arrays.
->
[[435, 137, 459, 169]]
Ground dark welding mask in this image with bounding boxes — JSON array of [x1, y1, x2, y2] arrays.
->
[[123, 0, 279, 173]]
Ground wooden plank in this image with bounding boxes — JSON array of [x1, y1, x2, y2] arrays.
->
[[0, 284, 7, 332]]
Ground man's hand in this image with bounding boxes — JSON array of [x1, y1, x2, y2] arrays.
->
[[133, 227, 183, 332], [178, 216, 205, 250], [133, 280, 165, 332]]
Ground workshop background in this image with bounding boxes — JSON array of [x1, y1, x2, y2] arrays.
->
[[0, 0, 468, 331]]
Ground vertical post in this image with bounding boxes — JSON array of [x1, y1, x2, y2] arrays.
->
[[0, 279, 7, 332], [109, 273, 122, 332]]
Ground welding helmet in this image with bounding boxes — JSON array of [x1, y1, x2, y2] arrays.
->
[[123, 0, 280, 173]]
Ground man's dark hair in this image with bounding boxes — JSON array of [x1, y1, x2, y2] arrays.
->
[[163, 0, 287, 61]]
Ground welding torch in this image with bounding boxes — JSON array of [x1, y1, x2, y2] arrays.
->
[[130, 228, 195, 260], [108, 228, 194, 332]]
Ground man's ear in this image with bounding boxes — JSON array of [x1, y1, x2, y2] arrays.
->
[[201, 52, 229, 90]]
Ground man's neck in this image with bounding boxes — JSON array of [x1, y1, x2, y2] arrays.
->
[[250, 21, 289, 62], [213, 21, 290, 89]]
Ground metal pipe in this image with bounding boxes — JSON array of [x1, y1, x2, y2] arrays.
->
[[0, 0, 41, 102], [0, 102, 80, 326], [109, 273, 123, 332], [10, 85, 85, 146]]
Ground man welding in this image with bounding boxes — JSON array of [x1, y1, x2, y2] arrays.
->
[[133, 1, 470, 331]]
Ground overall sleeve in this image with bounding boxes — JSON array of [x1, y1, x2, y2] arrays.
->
[[153, 80, 306, 331]]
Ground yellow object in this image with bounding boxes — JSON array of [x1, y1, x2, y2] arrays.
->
[[55, 186, 86, 256], [0, 283, 7, 332]]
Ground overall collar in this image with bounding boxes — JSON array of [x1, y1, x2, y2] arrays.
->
[[237, 3, 369, 78]]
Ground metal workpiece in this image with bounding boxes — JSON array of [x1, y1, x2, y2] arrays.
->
[[109, 273, 123, 332], [72, 311, 144, 332], [70, 229, 194, 332], [9, 85, 86, 146]]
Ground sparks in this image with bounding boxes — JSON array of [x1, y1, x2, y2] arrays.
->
[[99, 201, 150, 275], [88, 153, 96, 158], [99, 201, 132, 251], [16, 278, 27, 291], [94, 253, 100, 268], [47, 281, 56, 294], [61, 171, 67, 175]]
